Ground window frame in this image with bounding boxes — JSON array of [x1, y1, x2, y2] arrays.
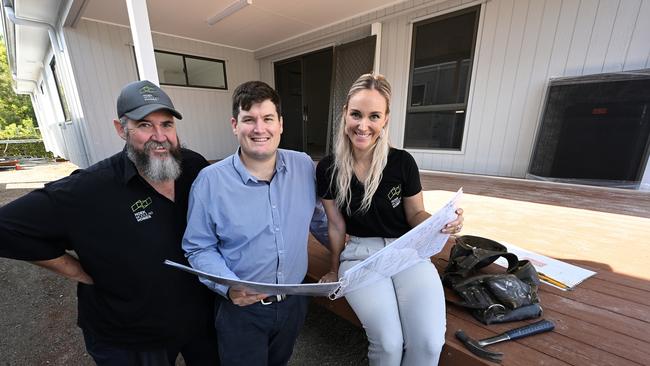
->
[[403, 6, 481, 151], [49, 57, 72, 122], [150, 49, 228, 90]]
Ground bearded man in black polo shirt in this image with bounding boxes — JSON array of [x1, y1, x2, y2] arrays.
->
[[0, 80, 219, 366]]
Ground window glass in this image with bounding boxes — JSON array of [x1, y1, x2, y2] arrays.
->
[[50, 58, 71, 121], [404, 111, 466, 149], [410, 12, 476, 107], [186, 57, 226, 88], [148, 50, 228, 90], [404, 7, 479, 150], [155, 52, 186, 85]]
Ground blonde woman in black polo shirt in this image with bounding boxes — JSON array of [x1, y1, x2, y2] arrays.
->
[[316, 74, 464, 366]]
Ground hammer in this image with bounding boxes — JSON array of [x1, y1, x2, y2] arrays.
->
[[455, 319, 555, 363]]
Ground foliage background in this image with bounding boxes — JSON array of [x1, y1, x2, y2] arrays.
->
[[0, 36, 52, 158], [0, 36, 39, 140]]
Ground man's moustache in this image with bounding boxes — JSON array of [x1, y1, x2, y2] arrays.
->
[[144, 140, 173, 152]]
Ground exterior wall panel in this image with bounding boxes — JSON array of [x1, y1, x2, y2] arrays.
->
[[63, 19, 258, 164], [378, 0, 650, 177], [624, 0, 650, 70], [25, 18, 96, 167], [64, 20, 135, 165], [254, 0, 649, 178], [509, 0, 563, 176]]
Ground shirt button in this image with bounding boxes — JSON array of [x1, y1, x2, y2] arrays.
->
[[272, 205, 277, 209], [275, 227, 280, 231]]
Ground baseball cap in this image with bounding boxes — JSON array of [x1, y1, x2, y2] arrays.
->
[[116, 80, 183, 120]]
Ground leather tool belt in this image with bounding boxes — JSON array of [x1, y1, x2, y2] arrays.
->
[[442, 235, 543, 325]]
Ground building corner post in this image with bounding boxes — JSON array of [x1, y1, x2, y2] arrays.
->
[[125, 0, 159, 84]]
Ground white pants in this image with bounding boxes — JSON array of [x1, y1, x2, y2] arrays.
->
[[339, 236, 446, 366]]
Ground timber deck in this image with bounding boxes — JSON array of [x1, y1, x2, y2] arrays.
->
[[306, 171, 650, 366]]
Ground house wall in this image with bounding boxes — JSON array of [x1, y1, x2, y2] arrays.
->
[[429, 0, 650, 177], [30, 85, 65, 158], [0, 1, 88, 167], [29, 42, 90, 167], [24, 10, 94, 168], [62, 18, 259, 165], [254, 0, 650, 178]]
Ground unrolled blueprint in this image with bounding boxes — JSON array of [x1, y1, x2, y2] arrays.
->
[[165, 188, 462, 299]]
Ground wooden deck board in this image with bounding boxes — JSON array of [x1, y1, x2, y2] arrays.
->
[[587, 270, 650, 292], [423, 191, 650, 280], [543, 312, 648, 365], [446, 306, 642, 366], [540, 292, 649, 341], [580, 278, 650, 306], [444, 313, 569, 366], [419, 171, 650, 218]]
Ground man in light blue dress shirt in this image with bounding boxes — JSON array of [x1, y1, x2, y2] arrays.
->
[[182, 81, 328, 366]]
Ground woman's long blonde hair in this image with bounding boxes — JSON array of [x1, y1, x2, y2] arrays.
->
[[331, 73, 392, 215]]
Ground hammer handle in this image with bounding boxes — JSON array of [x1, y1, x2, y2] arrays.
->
[[505, 319, 555, 340]]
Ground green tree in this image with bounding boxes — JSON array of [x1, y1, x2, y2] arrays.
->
[[0, 35, 39, 139]]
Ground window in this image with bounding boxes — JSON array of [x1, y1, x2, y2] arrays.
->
[[50, 57, 71, 121], [154, 50, 227, 90], [403, 6, 480, 150]]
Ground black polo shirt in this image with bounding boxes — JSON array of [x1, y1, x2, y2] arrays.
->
[[0, 148, 214, 349], [316, 148, 422, 238]]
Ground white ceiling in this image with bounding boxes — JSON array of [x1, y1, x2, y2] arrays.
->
[[82, 0, 404, 51]]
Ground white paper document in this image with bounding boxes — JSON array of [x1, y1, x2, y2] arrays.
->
[[165, 188, 462, 299], [333, 188, 462, 298], [164, 260, 342, 296], [493, 242, 596, 290]]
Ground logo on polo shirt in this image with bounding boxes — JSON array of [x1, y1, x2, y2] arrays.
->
[[387, 185, 402, 208], [131, 197, 153, 222]]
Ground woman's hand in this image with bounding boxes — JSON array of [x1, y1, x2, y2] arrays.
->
[[441, 208, 464, 234], [318, 271, 339, 283]]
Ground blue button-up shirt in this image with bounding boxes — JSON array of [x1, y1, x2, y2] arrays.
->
[[182, 149, 328, 297]]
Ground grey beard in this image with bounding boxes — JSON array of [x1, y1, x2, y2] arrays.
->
[[126, 140, 182, 182]]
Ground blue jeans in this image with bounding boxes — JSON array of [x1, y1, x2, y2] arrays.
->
[[339, 236, 447, 366], [82, 327, 219, 366], [215, 294, 309, 366]]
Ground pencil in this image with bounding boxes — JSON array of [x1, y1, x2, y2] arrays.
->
[[538, 272, 571, 290]]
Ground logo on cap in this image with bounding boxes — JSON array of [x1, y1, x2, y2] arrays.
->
[[139, 86, 159, 102]]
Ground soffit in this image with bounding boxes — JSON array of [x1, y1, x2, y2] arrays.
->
[[6, 0, 64, 90], [82, 0, 403, 51]]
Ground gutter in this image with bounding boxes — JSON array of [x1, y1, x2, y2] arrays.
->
[[3, 4, 63, 53]]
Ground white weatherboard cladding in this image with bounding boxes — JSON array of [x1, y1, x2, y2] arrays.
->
[[257, 0, 650, 178], [63, 19, 259, 164], [394, 0, 650, 177], [63, 20, 136, 165], [28, 37, 90, 167]]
